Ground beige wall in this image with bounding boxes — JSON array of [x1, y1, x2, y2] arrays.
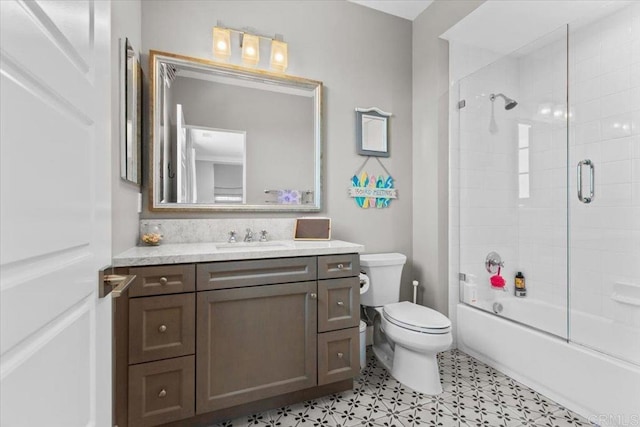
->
[[140, 1, 415, 297], [412, 1, 484, 314], [111, 0, 485, 307], [111, 0, 142, 254]]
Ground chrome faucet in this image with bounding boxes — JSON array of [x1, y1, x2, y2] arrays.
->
[[244, 228, 254, 242], [259, 230, 268, 242], [228, 230, 237, 243]]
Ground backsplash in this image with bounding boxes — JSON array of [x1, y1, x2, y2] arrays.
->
[[139, 218, 296, 244]]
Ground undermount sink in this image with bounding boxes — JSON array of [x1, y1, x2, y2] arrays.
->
[[215, 241, 294, 250]]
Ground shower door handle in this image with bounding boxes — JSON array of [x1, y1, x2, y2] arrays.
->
[[577, 159, 594, 204]]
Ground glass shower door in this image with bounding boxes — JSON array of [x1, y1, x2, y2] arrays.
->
[[568, 2, 640, 365], [457, 26, 569, 338]]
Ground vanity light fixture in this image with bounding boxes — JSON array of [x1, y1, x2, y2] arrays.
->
[[241, 33, 260, 66], [212, 27, 231, 59], [212, 23, 289, 72], [270, 39, 288, 72]]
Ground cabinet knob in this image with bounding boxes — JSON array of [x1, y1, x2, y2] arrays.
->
[[337, 301, 344, 306], [337, 352, 344, 359], [310, 293, 317, 299], [158, 324, 167, 333], [337, 264, 344, 270], [158, 389, 167, 398], [159, 277, 168, 285]]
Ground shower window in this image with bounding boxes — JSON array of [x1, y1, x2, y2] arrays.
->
[[518, 123, 530, 199]]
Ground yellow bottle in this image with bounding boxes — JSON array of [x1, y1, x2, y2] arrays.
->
[[515, 271, 526, 297]]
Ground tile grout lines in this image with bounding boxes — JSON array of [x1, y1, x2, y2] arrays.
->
[[213, 349, 595, 427]]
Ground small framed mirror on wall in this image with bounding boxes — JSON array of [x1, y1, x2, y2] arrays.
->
[[120, 38, 142, 185], [356, 107, 391, 157]]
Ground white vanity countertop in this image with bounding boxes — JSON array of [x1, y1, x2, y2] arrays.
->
[[112, 240, 365, 267]]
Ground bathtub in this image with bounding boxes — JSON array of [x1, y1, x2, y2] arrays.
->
[[457, 303, 640, 426]]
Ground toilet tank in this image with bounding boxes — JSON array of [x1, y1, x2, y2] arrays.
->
[[360, 253, 407, 307]]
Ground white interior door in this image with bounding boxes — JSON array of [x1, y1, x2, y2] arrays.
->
[[1, 1, 112, 426]]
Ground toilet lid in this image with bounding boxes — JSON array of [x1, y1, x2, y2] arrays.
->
[[383, 301, 451, 334]]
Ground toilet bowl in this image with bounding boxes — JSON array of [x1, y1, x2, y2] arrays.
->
[[361, 253, 452, 395]]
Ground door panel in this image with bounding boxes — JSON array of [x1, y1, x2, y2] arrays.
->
[[196, 282, 317, 413], [0, 1, 112, 426], [568, 4, 640, 366]]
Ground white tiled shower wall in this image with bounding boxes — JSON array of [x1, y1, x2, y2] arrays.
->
[[449, 2, 640, 356], [450, 30, 567, 339], [448, 42, 505, 344], [568, 3, 640, 339]]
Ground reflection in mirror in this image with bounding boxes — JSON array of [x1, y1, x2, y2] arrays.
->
[[120, 38, 142, 184], [356, 107, 391, 157], [151, 51, 322, 212], [362, 115, 386, 152]]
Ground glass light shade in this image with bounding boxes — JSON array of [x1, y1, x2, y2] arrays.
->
[[241, 34, 260, 66], [270, 39, 288, 72], [213, 27, 231, 59]]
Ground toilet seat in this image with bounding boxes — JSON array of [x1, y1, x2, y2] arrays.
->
[[383, 301, 451, 335]]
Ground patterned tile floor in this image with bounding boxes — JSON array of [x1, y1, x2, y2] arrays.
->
[[213, 348, 595, 427]]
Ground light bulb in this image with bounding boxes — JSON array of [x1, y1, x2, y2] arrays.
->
[[241, 33, 260, 66], [213, 27, 231, 59], [270, 39, 288, 72]]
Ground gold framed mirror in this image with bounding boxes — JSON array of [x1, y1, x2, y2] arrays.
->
[[149, 50, 322, 212]]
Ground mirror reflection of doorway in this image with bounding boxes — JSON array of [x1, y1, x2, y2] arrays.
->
[[173, 104, 246, 204]]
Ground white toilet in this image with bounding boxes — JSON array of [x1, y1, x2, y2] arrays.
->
[[360, 253, 452, 395]]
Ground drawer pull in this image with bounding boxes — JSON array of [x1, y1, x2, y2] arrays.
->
[[337, 352, 344, 359], [310, 293, 317, 299], [159, 277, 168, 285], [158, 324, 167, 333], [337, 301, 344, 306], [158, 389, 167, 398], [337, 264, 344, 270]]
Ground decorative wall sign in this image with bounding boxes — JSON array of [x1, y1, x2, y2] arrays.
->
[[349, 157, 397, 209]]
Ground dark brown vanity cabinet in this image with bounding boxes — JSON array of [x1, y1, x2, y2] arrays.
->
[[115, 253, 360, 427], [196, 281, 317, 413]]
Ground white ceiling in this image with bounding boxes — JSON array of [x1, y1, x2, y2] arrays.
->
[[189, 127, 245, 163], [349, 0, 434, 21], [441, 0, 628, 54]]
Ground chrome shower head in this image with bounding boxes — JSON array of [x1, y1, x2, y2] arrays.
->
[[490, 93, 518, 110]]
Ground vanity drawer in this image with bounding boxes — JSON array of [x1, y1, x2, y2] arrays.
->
[[318, 277, 360, 332], [128, 355, 195, 427], [197, 257, 317, 290], [128, 264, 195, 297], [129, 293, 195, 364], [318, 254, 360, 279], [317, 327, 360, 385]]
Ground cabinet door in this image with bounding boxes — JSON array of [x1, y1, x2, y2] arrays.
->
[[128, 264, 195, 297], [128, 355, 195, 427], [129, 293, 195, 364], [196, 282, 317, 413], [318, 328, 360, 385], [318, 254, 359, 279], [318, 277, 360, 332]]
